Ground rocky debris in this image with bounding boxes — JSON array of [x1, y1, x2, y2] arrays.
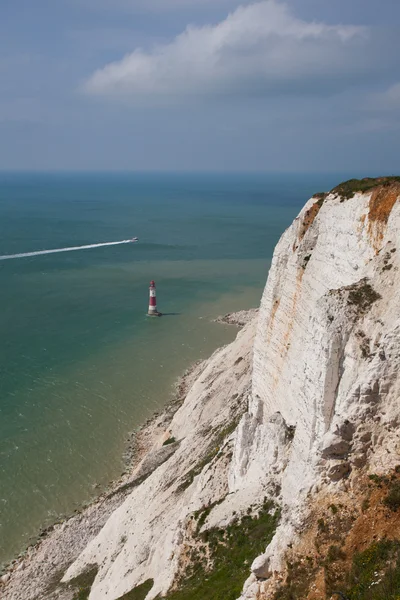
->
[[327, 461, 351, 481], [214, 309, 259, 328], [251, 554, 270, 578]]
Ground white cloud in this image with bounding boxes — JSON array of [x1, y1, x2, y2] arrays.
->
[[76, 0, 244, 13], [83, 0, 368, 102]]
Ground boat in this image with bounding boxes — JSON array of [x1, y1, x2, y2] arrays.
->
[[131, 237, 139, 242]]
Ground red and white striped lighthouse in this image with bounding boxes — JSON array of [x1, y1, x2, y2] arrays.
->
[[148, 280, 161, 316]]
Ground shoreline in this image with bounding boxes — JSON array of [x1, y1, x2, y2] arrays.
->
[[0, 358, 201, 581], [0, 310, 255, 596]]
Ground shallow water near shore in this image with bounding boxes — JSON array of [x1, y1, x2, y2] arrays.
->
[[0, 172, 343, 567]]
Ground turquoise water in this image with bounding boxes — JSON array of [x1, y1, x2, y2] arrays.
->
[[0, 172, 341, 568]]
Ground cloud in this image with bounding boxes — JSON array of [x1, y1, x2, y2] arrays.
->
[[368, 83, 400, 112], [76, 0, 244, 14], [83, 0, 369, 103]]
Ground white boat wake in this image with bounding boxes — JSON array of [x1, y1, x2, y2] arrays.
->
[[0, 239, 137, 261]]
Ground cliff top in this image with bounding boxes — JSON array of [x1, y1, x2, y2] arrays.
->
[[330, 176, 400, 200], [312, 176, 400, 203]]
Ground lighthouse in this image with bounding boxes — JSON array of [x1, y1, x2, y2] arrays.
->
[[148, 280, 161, 316]]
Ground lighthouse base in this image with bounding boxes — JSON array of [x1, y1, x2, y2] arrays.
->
[[147, 311, 162, 317]]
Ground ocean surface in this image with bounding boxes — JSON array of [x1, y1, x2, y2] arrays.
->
[[0, 172, 343, 568]]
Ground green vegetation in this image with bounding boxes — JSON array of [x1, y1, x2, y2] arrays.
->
[[331, 177, 400, 201], [274, 559, 315, 600], [367, 473, 400, 511], [70, 567, 99, 600], [344, 540, 400, 600], [177, 417, 243, 492], [317, 518, 327, 532], [368, 473, 387, 486], [347, 280, 381, 313], [315, 195, 327, 207], [163, 500, 280, 600], [312, 192, 328, 203], [326, 544, 346, 564], [211, 417, 244, 448], [177, 447, 220, 492], [163, 437, 177, 446], [384, 481, 400, 512], [361, 496, 370, 512], [116, 579, 154, 600], [274, 539, 400, 600], [69, 570, 153, 600]]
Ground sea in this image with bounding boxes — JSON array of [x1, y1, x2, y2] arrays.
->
[[0, 172, 343, 569]]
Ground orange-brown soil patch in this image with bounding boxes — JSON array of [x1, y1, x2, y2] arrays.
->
[[269, 470, 400, 600], [299, 199, 324, 242], [367, 183, 400, 251]]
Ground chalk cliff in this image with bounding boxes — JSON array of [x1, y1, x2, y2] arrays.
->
[[238, 179, 400, 597], [2, 178, 400, 600]]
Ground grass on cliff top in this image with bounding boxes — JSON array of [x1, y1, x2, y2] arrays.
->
[[331, 176, 400, 200], [344, 539, 400, 600], [162, 500, 280, 600]]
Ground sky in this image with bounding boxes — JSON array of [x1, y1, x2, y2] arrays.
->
[[1, 0, 400, 172]]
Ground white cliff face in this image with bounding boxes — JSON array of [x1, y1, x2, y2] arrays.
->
[[4, 183, 399, 600], [235, 184, 400, 592]]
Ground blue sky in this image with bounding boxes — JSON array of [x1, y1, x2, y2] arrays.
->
[[1, 0, 400, 172]]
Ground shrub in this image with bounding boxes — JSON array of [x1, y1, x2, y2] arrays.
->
[[318, 518, 327, 532], [347, 280, 381, 313], [384, 481, 400, 512], [361, 497, 370, 512], [163, 437, 177, 446]]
